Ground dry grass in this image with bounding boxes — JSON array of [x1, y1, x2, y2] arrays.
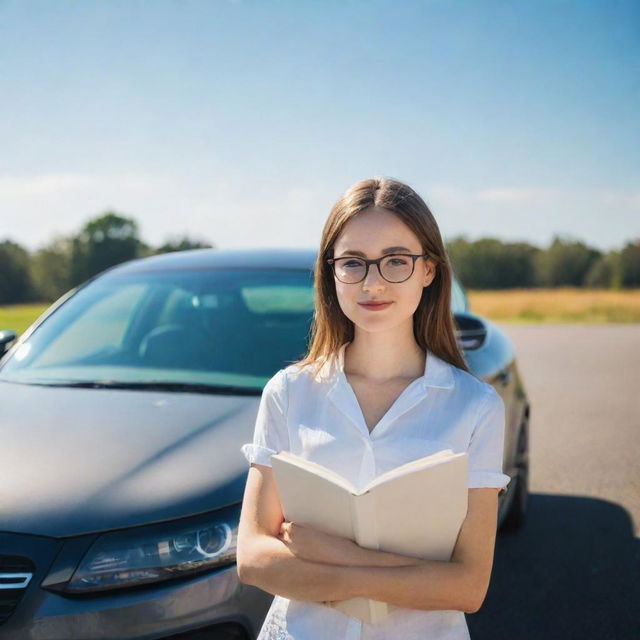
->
[[467, 287, 640, 323]]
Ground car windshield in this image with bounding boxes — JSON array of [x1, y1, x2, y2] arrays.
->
[[0, 267, 315, 391]]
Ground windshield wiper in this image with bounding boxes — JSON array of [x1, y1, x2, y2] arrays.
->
[[18, 380, 262, 395]]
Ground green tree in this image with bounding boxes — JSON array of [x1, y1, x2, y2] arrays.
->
[[69, 211, 146, 286], [583, 251, 621, 288], [30, 235, 74, 302], [534, 235, 601, 287], [446, 236, 539, 289], [153, 235, 214, 255], [619, 239, 640, 287], [0, 239, 35, 304]]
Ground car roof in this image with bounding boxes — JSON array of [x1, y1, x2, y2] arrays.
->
[[107, 247, 320, 275]]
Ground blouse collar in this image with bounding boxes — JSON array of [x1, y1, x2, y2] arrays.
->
[[323, 341, 455, 390]]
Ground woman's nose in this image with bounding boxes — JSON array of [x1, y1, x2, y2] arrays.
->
[[362, 262, 386, 287]]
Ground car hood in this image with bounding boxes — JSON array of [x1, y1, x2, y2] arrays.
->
[[0, 380, 259, 538]]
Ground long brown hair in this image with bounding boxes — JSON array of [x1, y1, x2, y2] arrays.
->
[[293, 176, 470, 377]]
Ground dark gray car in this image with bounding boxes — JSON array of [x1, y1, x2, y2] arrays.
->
[[0, 247, 530, 639]]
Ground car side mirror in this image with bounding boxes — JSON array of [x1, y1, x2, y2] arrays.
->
[[453, 313, 487, 351], [0, 330, 18, 357]]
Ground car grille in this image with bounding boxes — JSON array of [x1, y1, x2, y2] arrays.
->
[[0, 554, 35, 625]]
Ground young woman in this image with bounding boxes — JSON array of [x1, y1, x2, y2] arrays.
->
[[237, 177, 511, 640]]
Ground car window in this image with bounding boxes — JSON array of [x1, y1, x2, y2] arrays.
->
[[33, 284, 148, 368], [0, 268, 315, 391]]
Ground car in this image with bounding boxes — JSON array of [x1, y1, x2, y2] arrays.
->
[[0, 247, 530, 639]]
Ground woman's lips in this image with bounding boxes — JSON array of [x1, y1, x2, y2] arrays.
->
[[358, 302, 393, 311]]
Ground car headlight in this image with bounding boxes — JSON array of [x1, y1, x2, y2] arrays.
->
[[64, 508, 239, 594]]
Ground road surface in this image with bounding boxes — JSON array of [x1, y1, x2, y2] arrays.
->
[[468, 323, 639, 640]]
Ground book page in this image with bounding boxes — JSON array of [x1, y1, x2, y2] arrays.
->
[[362, 449, 457, 493], [368, 454, 469, 561], [270, 453, 356, 540], [272, 451, 358, 494]]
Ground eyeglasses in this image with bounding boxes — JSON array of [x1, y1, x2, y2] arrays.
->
[[326, 253, 430, 284]]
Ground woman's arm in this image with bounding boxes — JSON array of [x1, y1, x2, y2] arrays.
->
[[338, 488, 502, 613], [278, 520, 427, 568], [237, 463, 357, 602], [239, 531, 357, 601]]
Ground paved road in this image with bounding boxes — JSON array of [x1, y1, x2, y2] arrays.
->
[[467, 324, 640, 640]]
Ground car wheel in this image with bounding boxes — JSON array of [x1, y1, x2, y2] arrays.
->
[[500, 415, 529, 531]]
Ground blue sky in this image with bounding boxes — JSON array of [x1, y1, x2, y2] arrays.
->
[[1, 0, 637, 254]]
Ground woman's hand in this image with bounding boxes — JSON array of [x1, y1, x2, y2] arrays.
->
[[277, 520, 359, 567]]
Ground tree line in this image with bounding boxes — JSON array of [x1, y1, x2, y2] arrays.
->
[[0, 210, 638, 305], [0, 212, 213, 305]]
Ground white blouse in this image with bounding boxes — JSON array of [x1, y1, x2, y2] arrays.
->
[[241, 341, 511, 640]]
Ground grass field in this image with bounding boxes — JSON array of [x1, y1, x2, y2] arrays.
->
[[467, 287, 640, 324], [1, 288, 639, 337], [0, 304, 51, 336]]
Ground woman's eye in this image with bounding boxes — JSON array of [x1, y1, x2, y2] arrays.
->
[[344, 260, 362, 268], [389, 258, 409, 266]]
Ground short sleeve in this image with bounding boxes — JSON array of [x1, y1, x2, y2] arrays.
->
[[240, 369, 289, 468], [467, 387, 511, 495]]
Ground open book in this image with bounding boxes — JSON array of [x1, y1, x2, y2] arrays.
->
[[270, 449, 469, 624]]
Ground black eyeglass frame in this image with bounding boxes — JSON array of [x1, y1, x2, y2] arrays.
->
[[326, 253, 430, 284]]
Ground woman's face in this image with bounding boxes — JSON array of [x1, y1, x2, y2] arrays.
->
[[331, 207, 436, 335]]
